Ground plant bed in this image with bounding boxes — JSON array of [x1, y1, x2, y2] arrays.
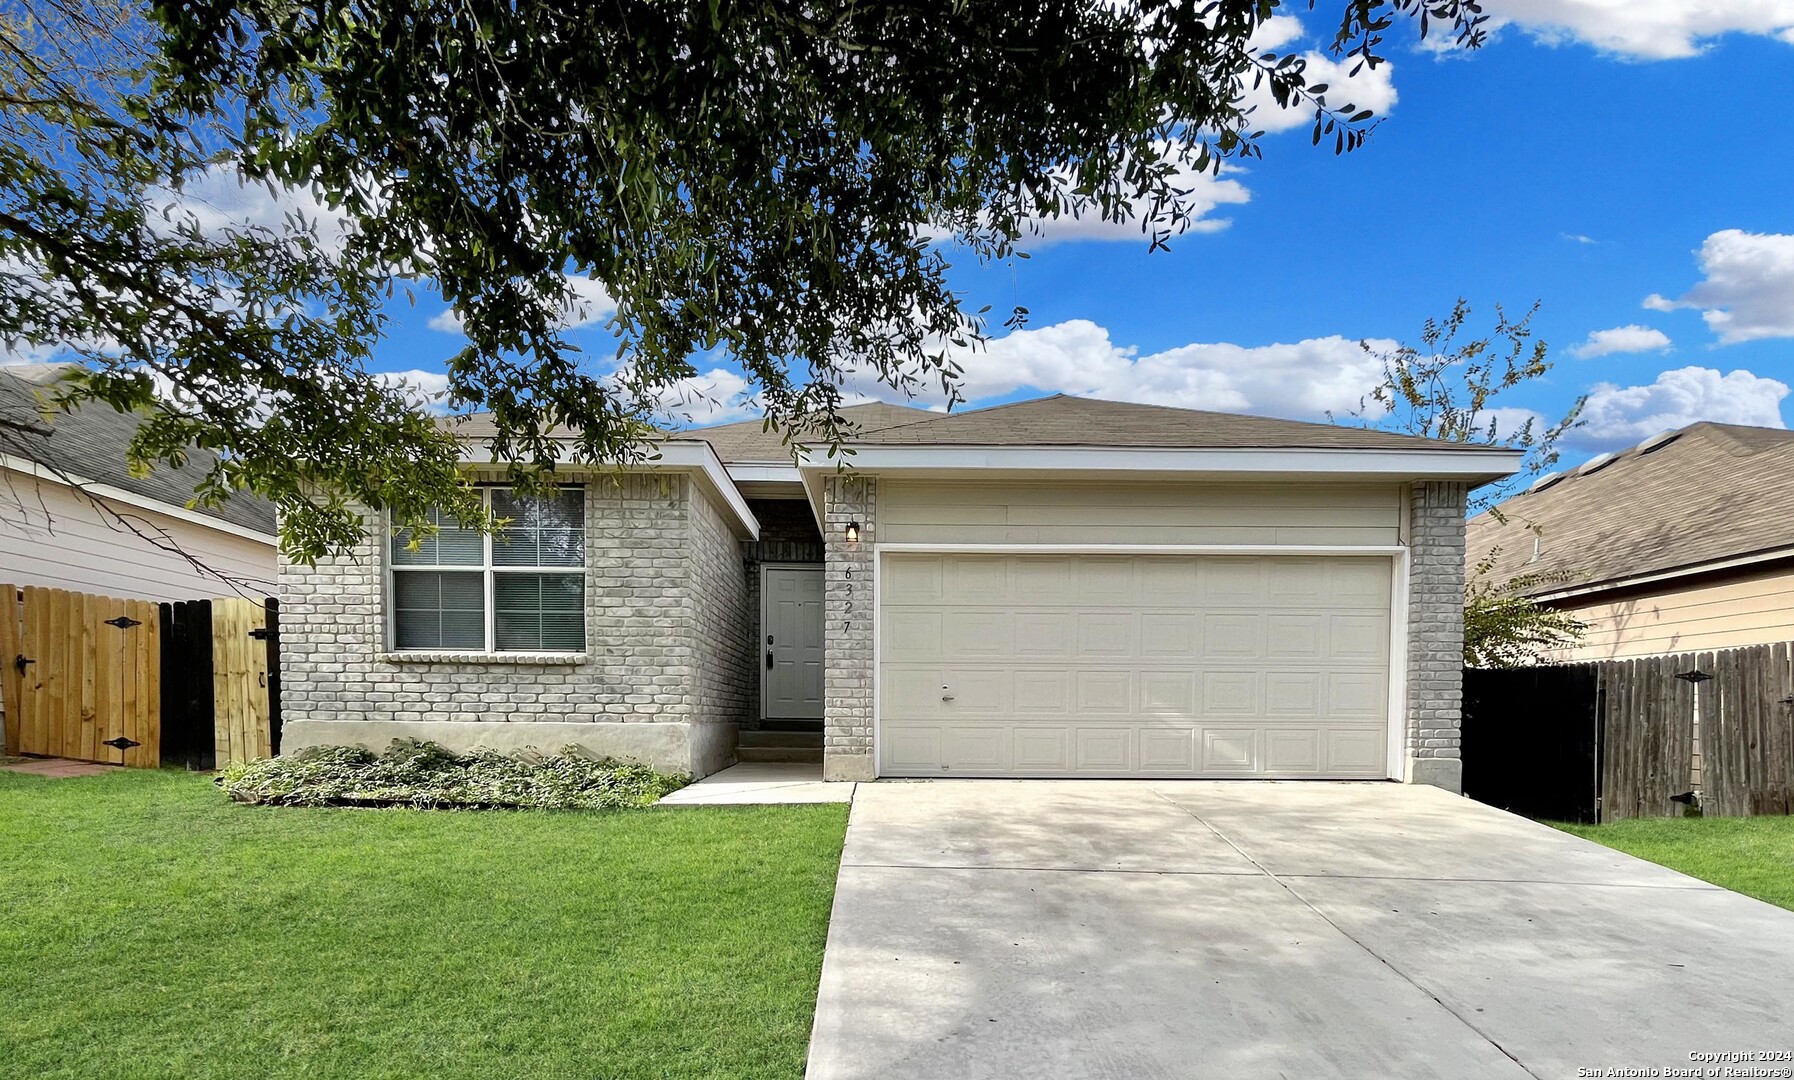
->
[[217, 739, 688, 809]]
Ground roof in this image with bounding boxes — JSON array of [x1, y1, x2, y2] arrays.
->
[[0, 366, 278, 536], [846, 394, 1502, 451], [447, 394, 1506, 465], [1467, 422, 1794, 598], [681, 401, 933, 461], [441, 401, 936, 464]]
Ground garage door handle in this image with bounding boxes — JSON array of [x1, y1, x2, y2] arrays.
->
[[941, 686, 955, 702]]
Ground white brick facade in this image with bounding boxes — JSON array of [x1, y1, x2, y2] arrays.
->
[[277, 474, 750, 777]]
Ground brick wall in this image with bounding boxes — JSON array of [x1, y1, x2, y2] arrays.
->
[[821, 475, 876, 780], [739, 498, 825, 727], [688, 480, 754, 735], [1406, 480, 1469, 791], [278, 473, 748, 775]]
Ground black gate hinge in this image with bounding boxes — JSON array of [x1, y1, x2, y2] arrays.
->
[[104, 615, 142, 629], [101, 736, 140, 751], [248, 627, 271, 640]]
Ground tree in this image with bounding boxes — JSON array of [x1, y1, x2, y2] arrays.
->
[[1462, 549, 1586, 668], [1345, 299, 1588, 665], [5, 0, 1492, 559]]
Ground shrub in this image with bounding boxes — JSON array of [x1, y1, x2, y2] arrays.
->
[[216, 740, 689, 810]]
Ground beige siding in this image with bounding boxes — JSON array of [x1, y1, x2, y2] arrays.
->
[[1549, 565, 1794, 662], [0, 467, 276, 601], [877, 479, 1404, 546]]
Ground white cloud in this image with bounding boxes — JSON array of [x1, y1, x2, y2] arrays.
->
[[846, 319, 1398, 420], [1645, 230, 1794, 343], [1021, 159, 1252, 244], [1572, 366, 1789, 450], [1569, 324, 1672, 359], [1239, 47, 1399, 135], [374, 368, 452, 413], [651, 368, 758, 426], [148, 164, 353, 253], [429, 275, 619, 335], [1476, 406, 1547, 440], [1469, 0, 1794, 59]]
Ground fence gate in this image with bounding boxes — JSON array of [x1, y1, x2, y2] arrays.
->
[[211, 597, 279, 768], [0, 585, 161, 767], [4, 586, 280, 770], [1461, 665, 1602, 823]]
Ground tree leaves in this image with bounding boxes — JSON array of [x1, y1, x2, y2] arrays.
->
[[6, 0, 1488, 558]]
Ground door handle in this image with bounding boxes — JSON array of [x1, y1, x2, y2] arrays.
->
[[941, 685, 955, 702], [766, 652, 775, 669]]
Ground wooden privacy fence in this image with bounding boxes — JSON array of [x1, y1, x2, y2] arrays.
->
[[1463, 642, 1794, 822], [0, 585, 280, 770]]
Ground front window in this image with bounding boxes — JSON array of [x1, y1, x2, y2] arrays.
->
[[390, 488, 585, 653]]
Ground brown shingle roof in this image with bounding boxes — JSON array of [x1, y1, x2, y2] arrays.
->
[[443, 394, 1503, 462], [682, 401, 933, 461], [849, 394, 1499, 451], [0, 367, 277, 535], [1467, 423, 1794, 597], [440, 401, 935, 464]]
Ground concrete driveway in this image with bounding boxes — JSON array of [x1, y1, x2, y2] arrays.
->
[[807, 781, 1794, 1079]]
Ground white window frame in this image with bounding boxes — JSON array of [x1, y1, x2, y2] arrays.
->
[[386, 486, 587, 655]]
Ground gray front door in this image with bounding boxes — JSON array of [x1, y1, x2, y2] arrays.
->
[[764, 566, 825, 720]]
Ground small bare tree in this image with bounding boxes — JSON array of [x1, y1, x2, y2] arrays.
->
[[1343, 299, 1588, 666]]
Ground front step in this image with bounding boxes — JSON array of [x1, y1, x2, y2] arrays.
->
[[738, 728, 823, 764], [740, 730, 823, 748], [737, 745, 824, 764]]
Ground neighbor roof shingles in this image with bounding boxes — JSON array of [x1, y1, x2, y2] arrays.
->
[[0, 368, 277, 535], [1467, 422, 1794, 597]]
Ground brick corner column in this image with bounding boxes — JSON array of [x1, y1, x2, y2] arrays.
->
[[822, 475, 876, 782], [1406, 480, 1469, 792]]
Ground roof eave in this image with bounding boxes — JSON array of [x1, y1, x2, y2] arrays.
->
[[1531, 543, 1794, 604], [798, 444, 1524, 484], [455, 437, 761, 540]]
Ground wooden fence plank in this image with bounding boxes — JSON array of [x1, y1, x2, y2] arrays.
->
[[0, 585, 19, 756], [248, 602, 270, 759], [76, 591, 95, 763], [94, 593, 119, 765], [18, 588, 40, 755], [137, 601, 162, 769]]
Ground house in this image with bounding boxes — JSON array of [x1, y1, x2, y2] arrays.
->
[[1469, 421, 1794, 663], [0, 365, 278, 602], [277, 395, 1520, 791]]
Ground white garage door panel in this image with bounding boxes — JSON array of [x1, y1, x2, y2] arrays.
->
[[878, 553, 1394, 779]]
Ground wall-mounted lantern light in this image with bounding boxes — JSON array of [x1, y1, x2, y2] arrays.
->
[[844, 521, 861, 543]]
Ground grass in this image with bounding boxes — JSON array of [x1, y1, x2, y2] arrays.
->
[[1555, 814, 1794, 911], [0, 768, 849, 1080]]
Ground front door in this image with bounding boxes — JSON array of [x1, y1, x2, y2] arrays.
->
[[763, 566, 825, 720]]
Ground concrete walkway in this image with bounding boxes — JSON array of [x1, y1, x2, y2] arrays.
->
[[657, 762, 853, 806], [808, 780, 1794, 1079]]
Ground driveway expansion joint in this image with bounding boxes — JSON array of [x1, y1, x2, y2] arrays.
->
[[1145, 785, 1544, 1080]]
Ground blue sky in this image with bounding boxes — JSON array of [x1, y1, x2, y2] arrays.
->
[[208, 6, 1794, 471]]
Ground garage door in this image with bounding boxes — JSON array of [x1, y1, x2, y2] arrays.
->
[[877, 553, 1394, 778]]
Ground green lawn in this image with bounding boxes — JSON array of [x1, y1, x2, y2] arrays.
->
[[0, 769, 848, 1080], [1555, 814, 1794, 911]]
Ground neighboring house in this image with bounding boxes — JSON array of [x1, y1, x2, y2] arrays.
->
[[0, 365, 278, 603], [278, 395, 1519, 791], [1468, 422, 1794, 663]]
